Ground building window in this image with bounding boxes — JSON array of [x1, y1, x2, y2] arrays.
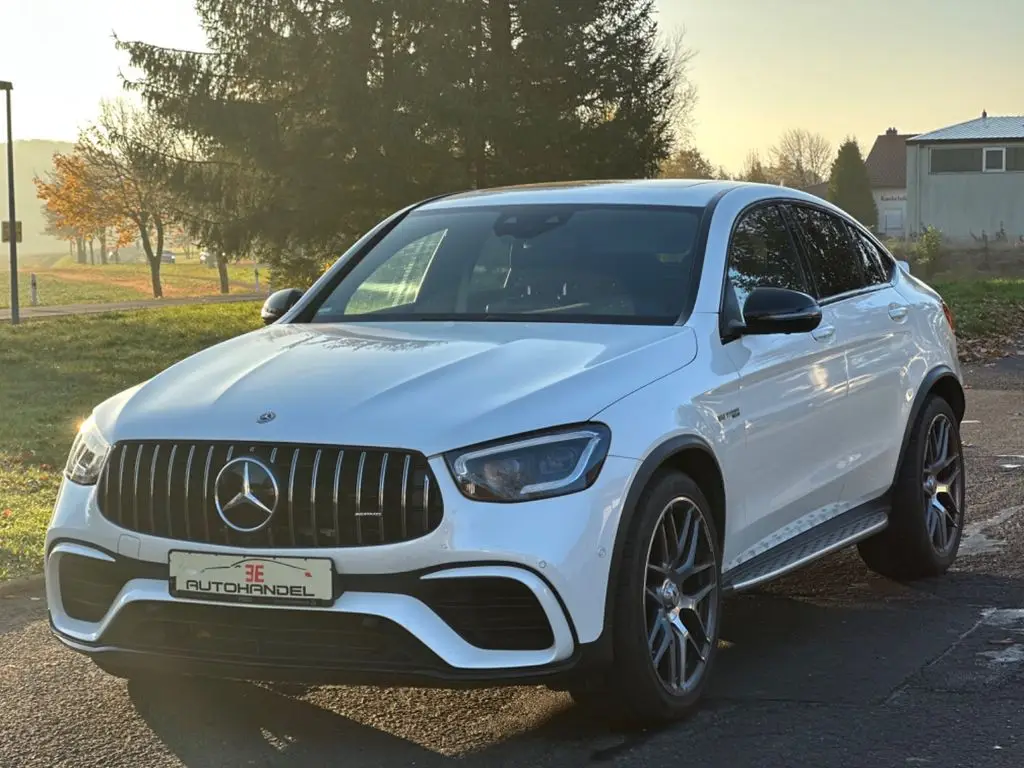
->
[[930, 147, 983, 173], [984, 147, 1006, 172], [1006, 147, 1024, 172]]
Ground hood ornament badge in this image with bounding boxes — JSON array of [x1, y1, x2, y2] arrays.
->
[[257, 411, 277, 424]]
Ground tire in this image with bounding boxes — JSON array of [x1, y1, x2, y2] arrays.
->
[[570, 470, 723, 724], [858, 394, 966, 581]]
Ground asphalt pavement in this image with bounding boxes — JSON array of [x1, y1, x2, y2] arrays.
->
[[1, 362, 1022, 768]]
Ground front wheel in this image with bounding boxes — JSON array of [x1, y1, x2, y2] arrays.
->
[[571, 470, 722, 723], [858, 395, 966, 580]]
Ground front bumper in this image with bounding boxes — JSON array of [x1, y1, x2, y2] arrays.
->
[[45, 454, 637, 685]]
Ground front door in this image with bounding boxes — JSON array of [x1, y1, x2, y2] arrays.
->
[[719, 203, 852, 569], [785, 203, 915, 509]]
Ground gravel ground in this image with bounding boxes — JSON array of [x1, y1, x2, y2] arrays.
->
[[1, 366, 1022, 768]]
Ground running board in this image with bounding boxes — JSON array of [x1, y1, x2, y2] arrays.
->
[[722, 502, 890, 593]]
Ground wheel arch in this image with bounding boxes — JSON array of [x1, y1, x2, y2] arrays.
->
[[601, 434, 726, 646], [892, 365, 965, 487]]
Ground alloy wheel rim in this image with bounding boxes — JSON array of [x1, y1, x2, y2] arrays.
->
[[922, 413, 964, 555], [643, 496, 719, 696]]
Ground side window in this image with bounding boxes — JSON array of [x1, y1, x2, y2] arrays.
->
[[344, 229, 447, 314], [844, 222, 892, 285], [790, 206, 866, 298], [727, 204, 809, 309]]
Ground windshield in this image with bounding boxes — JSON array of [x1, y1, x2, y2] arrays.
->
[[308, 203, 706, 324]]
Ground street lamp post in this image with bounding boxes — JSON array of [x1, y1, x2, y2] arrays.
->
[[0, 81, 17, 325]]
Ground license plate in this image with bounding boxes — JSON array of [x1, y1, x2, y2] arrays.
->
[[169, 551, 334, 605]]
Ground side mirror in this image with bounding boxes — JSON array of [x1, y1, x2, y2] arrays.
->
[[261, 288, 304, 325], [740, 286, 823, 336], [897, 259, 911, 275]]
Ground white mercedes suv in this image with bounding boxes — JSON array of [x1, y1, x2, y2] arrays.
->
[[46, 180, 966, 723]]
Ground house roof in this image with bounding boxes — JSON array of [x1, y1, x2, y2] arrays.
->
[[865, 129, 914, 188], [907, 114, 1024, 144], [801, 181, 829, 199]]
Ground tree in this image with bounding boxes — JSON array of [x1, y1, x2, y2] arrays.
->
[[77, 99, 179, 297], [738, 150, 771, 183], [768, 128, 833, 187], [827, 138, 878, 229], [116, 0, 694, 287], [659, 146, 716, 179], [34, 150, 135, 264]]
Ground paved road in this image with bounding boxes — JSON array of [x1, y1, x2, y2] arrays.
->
[[1, 366, 1022, 767], [0, 293, 266, 322]]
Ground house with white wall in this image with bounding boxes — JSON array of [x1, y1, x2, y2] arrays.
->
[[906, 113, 1024, 243], [865, 128, 913, 238]]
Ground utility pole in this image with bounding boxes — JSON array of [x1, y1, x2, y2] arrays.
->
[[1, 81, 18, 325]]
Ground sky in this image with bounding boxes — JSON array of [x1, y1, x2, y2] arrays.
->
[[2, 0, 1023, 173]]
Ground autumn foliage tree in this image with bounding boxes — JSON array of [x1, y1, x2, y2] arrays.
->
[[34, 151, 135, 264]]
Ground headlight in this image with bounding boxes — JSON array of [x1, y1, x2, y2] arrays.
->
[[63, 415, 111, 486], [445, 424, 611, 502]]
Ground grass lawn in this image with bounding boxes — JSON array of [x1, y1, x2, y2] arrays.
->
[[0, 301, 263, 580], [932, 277, 1024, 358], [0, 261, 265, 309], [0, 277, 1022, 583]]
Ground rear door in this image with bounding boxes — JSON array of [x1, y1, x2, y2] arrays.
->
[[784, 203, 913, 507], [720, 203, 851, 564]]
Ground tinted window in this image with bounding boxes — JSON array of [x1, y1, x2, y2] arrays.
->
[[931, 148, 983, 173], [843, 223, 891, 286], [727, 205, 808, 310], [790, 205, 866, 298], [310, 204, 705, 324]]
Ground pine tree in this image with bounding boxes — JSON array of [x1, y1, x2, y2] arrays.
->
[[116, 0, 690, 284], [828, 138, 878, 229]]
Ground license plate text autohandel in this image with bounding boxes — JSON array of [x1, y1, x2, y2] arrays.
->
[[168, 551, 334, 604]]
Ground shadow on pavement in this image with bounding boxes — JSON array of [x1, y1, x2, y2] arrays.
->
[[119, 567, 1024, 766]]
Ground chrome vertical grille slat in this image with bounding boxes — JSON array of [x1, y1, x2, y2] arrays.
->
[[400, 455, 411, 540], [132, 444, 144, 531], [422, 474, 431, 532], [378, 452, 389, 544], [310, 449, 322, 547], [148, 446, 160, 532], [165, 445, 177, 537], [183, 445, 195, 540], [332, 450, 344, 547], [287, 448, 300, 546], [354, 452, 367, 545], [96, 441, 443, 549], [202, 446, 214, 542]]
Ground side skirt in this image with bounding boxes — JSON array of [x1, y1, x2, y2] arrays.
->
[[721, 498, 890, 593]]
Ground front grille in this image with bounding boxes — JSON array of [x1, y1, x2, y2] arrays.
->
[[103, 601, 443, 672], [96, 441, 444, 548], [58, 554, 167, 623], [416, 577, 555, 651]]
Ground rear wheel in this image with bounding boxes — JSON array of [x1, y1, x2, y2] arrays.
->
[[858, 395, 965, 580], [571, 470, 722, 723]]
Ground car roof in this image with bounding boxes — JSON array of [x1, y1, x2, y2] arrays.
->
[[415, 178, 827, 211]]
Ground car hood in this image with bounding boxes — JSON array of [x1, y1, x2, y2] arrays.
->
[[94, 321, 698, 456]]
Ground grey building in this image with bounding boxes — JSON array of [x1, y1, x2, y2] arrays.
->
[[906, 113, 1024, 243]]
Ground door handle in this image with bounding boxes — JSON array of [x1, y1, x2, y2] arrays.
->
[[811, 324, 836, 342], [888, 304, 909, 321]]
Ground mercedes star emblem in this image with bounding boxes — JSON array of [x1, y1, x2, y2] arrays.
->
[[214, 457, 280, 533], [257, 411, 276, 424]]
